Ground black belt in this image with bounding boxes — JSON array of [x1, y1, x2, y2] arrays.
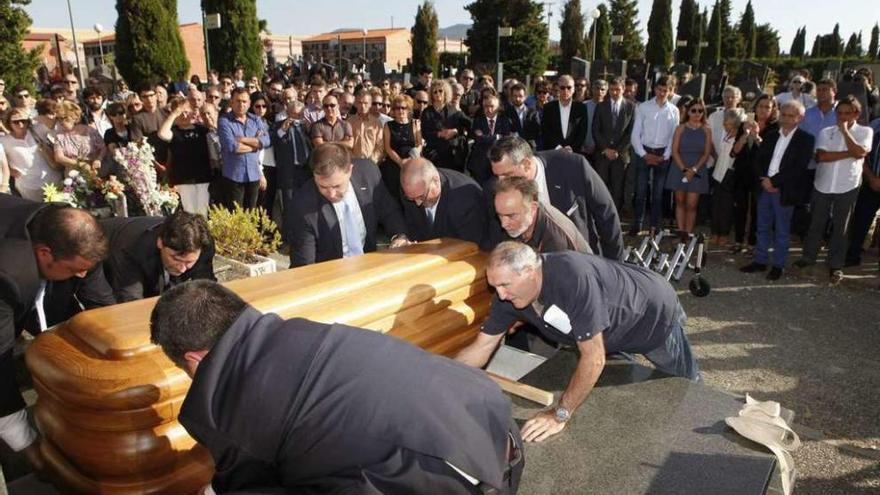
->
[[644, 146, 666, 155]]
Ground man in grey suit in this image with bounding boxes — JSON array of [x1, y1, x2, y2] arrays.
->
[[592, 77, 636, 212]]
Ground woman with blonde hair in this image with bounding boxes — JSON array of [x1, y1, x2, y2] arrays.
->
[[420, 79, 469, 171], [52, 100, 105, 172], [382, 94, 423, 201]]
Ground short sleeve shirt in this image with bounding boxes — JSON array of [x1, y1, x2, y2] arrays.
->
[[814, 123, 873, 194], [481, 251, 680, 353], [310, 117, 353, 143]]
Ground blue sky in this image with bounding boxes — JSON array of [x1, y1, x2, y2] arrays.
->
[[24, 0, 878, 53]]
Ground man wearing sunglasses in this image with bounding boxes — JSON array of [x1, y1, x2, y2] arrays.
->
[[540, 75, 588, 153], [349, 91, 384, 164], [311, 95, 353, 149]]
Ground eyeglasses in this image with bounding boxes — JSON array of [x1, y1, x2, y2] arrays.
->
[[10, 119, 29, 125], [689, 108, 704, 114], [558, 85, 573, 90], [141, 92, 156, 98], [372, 101, 384, 106], [462, 76, 474, 81], [432, 89, 444, 94], [323, 103, 337, 108], [416, 100, 429, 105], [575, 84, 586, 88], [382, 103, 391, 108], [206, 94, 221, 100]]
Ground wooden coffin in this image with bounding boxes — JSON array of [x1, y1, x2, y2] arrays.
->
[[25, 238, 489, 494]]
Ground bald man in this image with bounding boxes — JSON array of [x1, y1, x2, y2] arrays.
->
[[400, 157, 488, 247], [540, 75, 589, 152]]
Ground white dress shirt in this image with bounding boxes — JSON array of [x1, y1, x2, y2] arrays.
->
[[533, 157, 551, 206], [425, 199, 439, 226], [631, 98, 680, 160], [558, 100, 572, 141], [332, 182, 367, 257], [766, 128, 796, 178], [814, 123, 873, 194], [776, 91, 817, 109]]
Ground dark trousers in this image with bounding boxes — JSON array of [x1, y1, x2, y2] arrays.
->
[[379, 159, 403, 204], [845, 184, 880, 265], [0, 349, 26, 417], [279, 166, 314, 245], [711, 180, 736, 236], [802, 187, 860, 270], [754, 190, 794, 268], [259, 166, 279, 216], [594, 154, 628, 213], [633, 152, 670, 229], [222, 176, 261, 210], [733, 183, 759, 245]]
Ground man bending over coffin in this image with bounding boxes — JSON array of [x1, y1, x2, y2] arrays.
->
[[150, 280, 524, 494], [456, 241, 700, 443]]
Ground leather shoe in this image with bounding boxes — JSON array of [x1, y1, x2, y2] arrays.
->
[[740, 262, 768, 273], [766, 266, 783, 280]]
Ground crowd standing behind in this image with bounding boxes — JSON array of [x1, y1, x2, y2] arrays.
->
[[0, 64, 878, 284]]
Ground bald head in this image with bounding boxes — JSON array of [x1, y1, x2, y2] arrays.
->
[[401, 158, 442, 207]]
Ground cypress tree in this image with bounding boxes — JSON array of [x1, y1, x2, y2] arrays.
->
[[674, 0, 697, 65], [645, 0, 673, 67], [810, 35, 822, 58], [586, 3, 611, 61], [737, 0, 756, 59], [844, 32, 860, 57], [0, 0, 41, 91], [692, 8, 707, 69], [115, 0, 189, 89], [702, 1, 721, 67], [718, 0, 742, 60], [869, 24, 879, 60], [559, 0, 586, 63], [790, 27, 805, 59], [411, 1, 439, 75], [201, 0, 263, 78], [464, 0, 549, 78], [829, 23, 843, 57], [607, 0, 643, 59], [754, 24, 779, 59]]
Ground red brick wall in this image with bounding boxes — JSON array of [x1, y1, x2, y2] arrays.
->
[[179, 24, 207, 80]]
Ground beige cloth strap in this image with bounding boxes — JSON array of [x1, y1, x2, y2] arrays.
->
[[725, 394, 801, 495]]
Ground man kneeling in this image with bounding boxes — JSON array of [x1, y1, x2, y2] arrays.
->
[[150, 280, 523, 494]]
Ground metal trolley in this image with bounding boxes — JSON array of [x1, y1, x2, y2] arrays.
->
[[623, 229, 711, 297]]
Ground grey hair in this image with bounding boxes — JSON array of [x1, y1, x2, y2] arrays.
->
[[401, 157, 439, 187], [488, 241, 542, 274], [780, 99, 806, 116], [722, 85, 742, 99], [723, 108, 746, 127], [489, 135, 534, 166]]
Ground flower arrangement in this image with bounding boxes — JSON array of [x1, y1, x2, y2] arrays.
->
[[114, 141, 179, 216], [208, 204, 281, 264], [42, 166, 124, 213]]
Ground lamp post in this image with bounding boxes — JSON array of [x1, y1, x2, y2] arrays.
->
[[590, 8, 601, 62], [362, 28, 368, 73], [65, 0, 84, 83], [93, 23, 104, 70]]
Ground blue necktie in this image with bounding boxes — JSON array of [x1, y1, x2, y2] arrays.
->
[[343, 201, 363, 256]]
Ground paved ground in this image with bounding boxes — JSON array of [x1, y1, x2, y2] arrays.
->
[[2, 230, 879, 494], [671, 237, 880, 495]]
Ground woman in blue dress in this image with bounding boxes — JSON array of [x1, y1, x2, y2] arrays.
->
[[667, 97, 712, 233]]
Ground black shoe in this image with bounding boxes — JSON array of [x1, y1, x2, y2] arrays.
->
[[766, 266, 783, 280], [793, 259, 815, 269], [740, 262, 768, 273]]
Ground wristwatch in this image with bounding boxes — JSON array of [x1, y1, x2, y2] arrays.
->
[[554, 406, 571, 423]]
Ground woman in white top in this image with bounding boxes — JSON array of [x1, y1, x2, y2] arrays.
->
[[710, 110, 747, 248], [0, 107, 62, 201]]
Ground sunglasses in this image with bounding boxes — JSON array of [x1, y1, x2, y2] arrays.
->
[[462, 76, 474, 81], [416, 100, 429, 105], [558, 85, 573, 90], [432, 89, 444, 94], [323, 103, 337, 108], [575, 84, 586, 88], [689, 108, 704, 114], [141, 92, 156, 97], [372, 101, 384, 106]]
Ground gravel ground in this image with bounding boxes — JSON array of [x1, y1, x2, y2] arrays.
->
[[672, 240, 880, 495]]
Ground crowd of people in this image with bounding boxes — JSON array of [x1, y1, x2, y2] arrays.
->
[[0, 62, 878, 491]]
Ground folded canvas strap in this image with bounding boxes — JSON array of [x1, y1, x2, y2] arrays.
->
[[725, 394, 801, 495]]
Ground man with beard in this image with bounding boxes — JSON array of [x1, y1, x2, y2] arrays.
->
[[82, 86, 112, 137]]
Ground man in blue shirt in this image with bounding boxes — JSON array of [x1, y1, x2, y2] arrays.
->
[[217, 87, 270, 209]]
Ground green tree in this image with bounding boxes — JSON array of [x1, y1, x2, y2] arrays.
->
[[201, 0, 263, 78], [809, 34, 821, 58], [559, 0, 586, 63], [0, 0, 41, 91], [844, 32, 861, 57], [465, 0, 549, 78], [790, 27, 806, 58], [585, 3, 611, 61], [115, 0, 189, 89], [607, 0, 643, 59], [869, 24, 879, 60], [754, 24, 779, 58], [737, 0, 756, 59], [411, 1, 439, 75], [645, 0, 673, 67], [828, 23, 843, 57], [674, 0, 697, 65], [702, 1, 721, 67], [692, 8, 707, 68], [718, 0, 742, 60]]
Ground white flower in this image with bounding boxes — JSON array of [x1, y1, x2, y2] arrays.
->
[[63, 178, 73, 186], [68, 170, 80, 178]]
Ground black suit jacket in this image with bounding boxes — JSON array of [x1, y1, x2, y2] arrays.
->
[[753, 128, 815, 206], [180, 307, 514, 493], [592, 98, 636, 163], [289, 159, 407, 267], [467, 113, 515, 184], [93, 216, 216, 303], [504, 104, 540, 149], [403, 168, 487, 246], [540, 100, 588, 151]]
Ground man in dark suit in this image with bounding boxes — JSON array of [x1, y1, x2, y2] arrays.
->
[[592, 77, 636, 211], [504, 82, 540, 149], [92, 210, 216, 303], [468, 94, 514, 185], [400, 157, 487, 247], [488, 136, 624, 260], [741, 100, 815, 280], [271, 99, 313, 243], [288, 143, 410, 267], [151, 280, 523, 494], [845, 127, 880, 268], [539, 75, 588, 152], [0, 196, 112, 472]]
